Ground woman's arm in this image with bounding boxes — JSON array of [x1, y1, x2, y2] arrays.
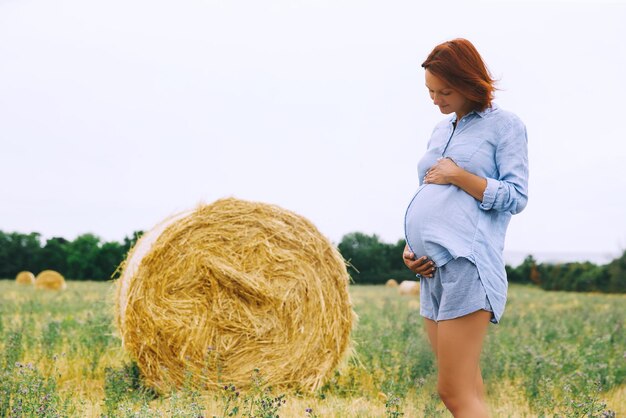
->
[[478, 120, 529, 214], [424, 119, 529, 214], [424, 158, 487, 201]]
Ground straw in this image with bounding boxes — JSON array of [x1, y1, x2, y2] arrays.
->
[[35, 270, 67, 290], [115, 197, 356, 393], [16, 271, 35, 285]]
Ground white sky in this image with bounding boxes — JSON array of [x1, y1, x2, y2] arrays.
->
[[1, 0, 625, 262]]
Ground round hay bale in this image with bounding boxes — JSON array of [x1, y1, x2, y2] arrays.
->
[[385, 278, 398, 287], [115, 197, 355, 393], [15, 271, 35, 285], [35, 270, 67, 290], [398, 280, 420, 296]]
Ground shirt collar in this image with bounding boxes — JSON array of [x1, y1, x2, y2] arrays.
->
[[450, 103, 498, 124]]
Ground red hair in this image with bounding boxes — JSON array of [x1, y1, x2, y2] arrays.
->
[[421, 38, 496, 111]]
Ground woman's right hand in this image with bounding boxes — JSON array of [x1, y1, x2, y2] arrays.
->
[[402, 244, 436, 278]]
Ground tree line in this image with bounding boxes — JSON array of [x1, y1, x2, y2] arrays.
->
[[1, 229, 624, 293], [0, 230, 142, 281], [506, 254, 626, 293]]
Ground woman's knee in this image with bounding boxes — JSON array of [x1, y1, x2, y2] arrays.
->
[[437, 381, 456, 406], [437, 381, 478, 413]]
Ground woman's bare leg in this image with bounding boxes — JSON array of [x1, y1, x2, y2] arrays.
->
[[476, 366, 485, 402], [434, 310, 491, 417], [424, 318, 438, 356], [424, 318, 486, 402]]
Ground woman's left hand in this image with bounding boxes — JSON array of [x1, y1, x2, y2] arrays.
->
[[424, 157, 462, 185]]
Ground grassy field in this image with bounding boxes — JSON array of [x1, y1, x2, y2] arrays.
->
[[0, 280, 624, 417]]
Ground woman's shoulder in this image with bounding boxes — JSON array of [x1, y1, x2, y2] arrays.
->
[[486, 104, 526, 133]]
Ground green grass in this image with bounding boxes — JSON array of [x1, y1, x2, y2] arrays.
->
[[0, 280, 624, 417]]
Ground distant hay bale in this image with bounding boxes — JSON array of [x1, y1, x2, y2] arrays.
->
[[385, 279, 398, 287], [35, 270, 67, 290], [398, 280, 420, 296], [15, 271, 35, 285], [115, 197, 355, 393]]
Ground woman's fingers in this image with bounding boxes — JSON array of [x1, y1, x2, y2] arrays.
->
[[401, 248, 437, 278], [415, 260, 436, 277], [426, 158, 462, 185], [414, 257, 429, 267]]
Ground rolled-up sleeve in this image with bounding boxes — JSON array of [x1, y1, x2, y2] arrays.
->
[[480, 118, 529, 214]]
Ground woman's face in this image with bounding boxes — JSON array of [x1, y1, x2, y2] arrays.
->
[[425, 69, 472, 119]]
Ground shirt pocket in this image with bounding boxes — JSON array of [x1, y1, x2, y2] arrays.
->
[[444, 136, 486, 163]]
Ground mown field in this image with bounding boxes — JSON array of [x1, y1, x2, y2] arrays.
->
[[0, 280, 624, 417]]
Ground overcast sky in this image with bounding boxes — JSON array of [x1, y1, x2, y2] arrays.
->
[[1, 0, 625, 264]]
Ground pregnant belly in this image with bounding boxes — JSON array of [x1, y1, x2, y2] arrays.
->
[[404, 184, 480, 261]]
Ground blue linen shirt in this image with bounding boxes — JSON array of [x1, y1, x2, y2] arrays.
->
[[404, 103, 529, 323]]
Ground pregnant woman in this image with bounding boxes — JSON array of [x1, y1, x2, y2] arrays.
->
[[403, 38, 529, 417]]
